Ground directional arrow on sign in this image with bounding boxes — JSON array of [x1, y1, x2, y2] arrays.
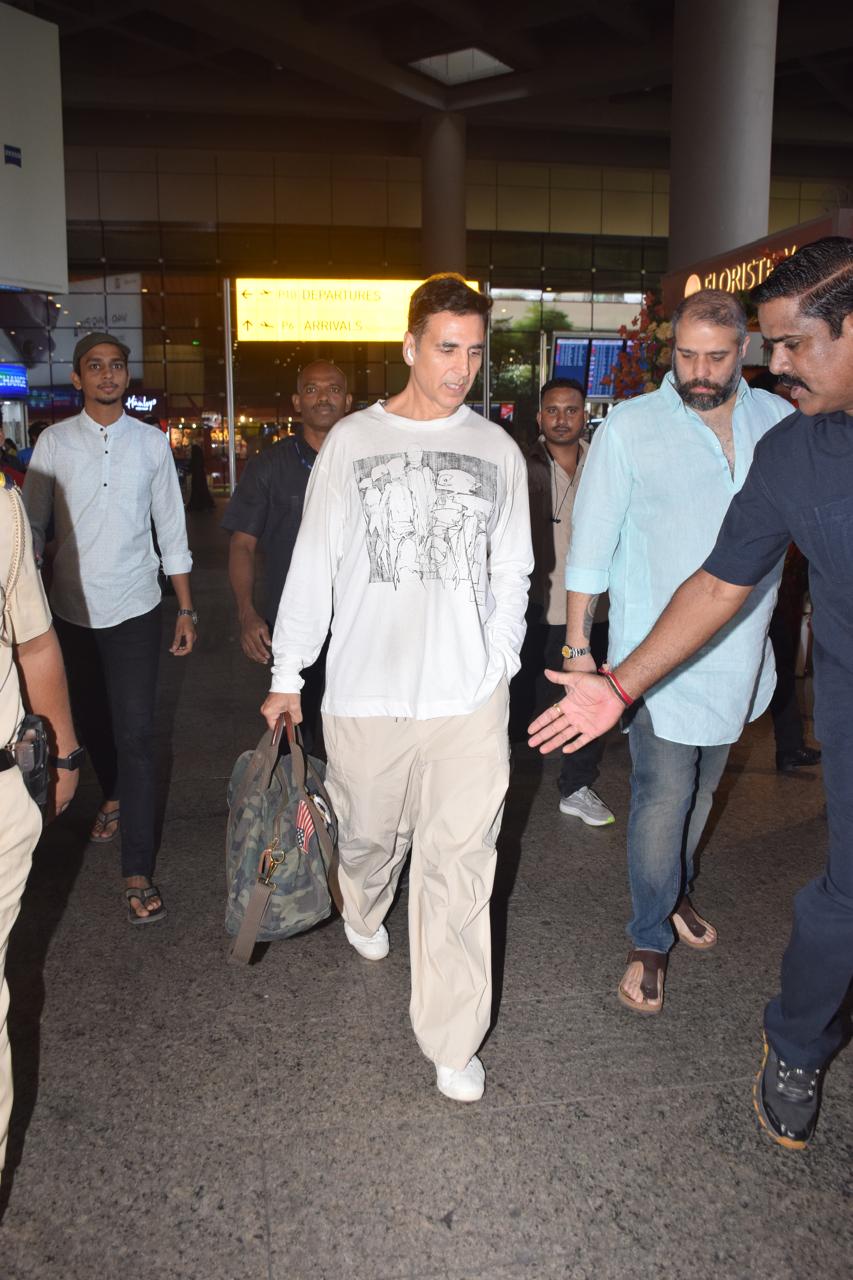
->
[[243, 319, 253, 331], [241, 289, 253, 299]]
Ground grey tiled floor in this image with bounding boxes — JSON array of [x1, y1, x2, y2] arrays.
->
[[2, 507, 851, 1279]]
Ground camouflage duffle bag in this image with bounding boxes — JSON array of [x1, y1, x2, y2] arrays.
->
[[225, 713, 341, 965]]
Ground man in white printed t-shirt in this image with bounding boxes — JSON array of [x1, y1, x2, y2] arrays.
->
[[262, 274, 533, 1102]]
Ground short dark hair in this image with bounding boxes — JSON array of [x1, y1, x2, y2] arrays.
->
[[28, 420, 49, 442], [540, 377, 585, 403], [751, 237, 853, 339], [408, 273, 492, 341], [671, 289, 747, 342]]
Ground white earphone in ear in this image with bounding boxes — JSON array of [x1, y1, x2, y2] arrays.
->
[[405, 347, 414, 363]]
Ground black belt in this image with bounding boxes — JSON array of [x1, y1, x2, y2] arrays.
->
[[0, 749, 18, 773]]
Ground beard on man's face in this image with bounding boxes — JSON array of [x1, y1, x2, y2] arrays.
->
[[673, 359, 743, 411]]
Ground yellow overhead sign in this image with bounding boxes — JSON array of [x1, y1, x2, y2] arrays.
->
[[235, 278, 480, 343]]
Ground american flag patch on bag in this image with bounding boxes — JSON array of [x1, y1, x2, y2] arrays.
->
[[295, 798, 315, 852]]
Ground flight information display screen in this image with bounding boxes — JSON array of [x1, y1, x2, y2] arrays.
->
[[587, 339, 624, 398], [551, 336, 590, 387]]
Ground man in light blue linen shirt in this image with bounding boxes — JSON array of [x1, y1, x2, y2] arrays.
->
[[23, 332, 195, 924], [561, 290, 790, 1014]]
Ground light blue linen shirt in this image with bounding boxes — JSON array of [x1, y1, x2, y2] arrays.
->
[[23, 410, 192, 629], [566, 373, 791, 745]]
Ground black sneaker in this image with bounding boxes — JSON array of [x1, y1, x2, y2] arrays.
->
[[753, 1035, 822, 1149]]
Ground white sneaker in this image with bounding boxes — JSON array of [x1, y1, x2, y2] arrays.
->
[[436, 1055, 485, 1102], [558, 786, 615, 826], [344, 921, 389, 960]]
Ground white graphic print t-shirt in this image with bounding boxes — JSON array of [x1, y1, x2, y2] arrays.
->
[[271, 401, 533, 718]]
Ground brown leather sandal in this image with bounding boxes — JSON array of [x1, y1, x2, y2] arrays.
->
[[618, 948, 666, 1015], [672, 896, 717, 950]]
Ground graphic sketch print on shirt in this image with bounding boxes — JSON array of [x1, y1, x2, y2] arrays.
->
[[353, 448, 498, 601]]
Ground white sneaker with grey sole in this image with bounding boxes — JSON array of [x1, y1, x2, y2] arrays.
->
[[436, 1055, 485, 1102], [344, 921, 389, 960], [559, 786, 615, 826]]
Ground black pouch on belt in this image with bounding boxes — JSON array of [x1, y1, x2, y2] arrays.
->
[[13, 714, 49, 808]]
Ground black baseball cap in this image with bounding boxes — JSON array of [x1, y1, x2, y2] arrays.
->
[[73, 330, 131, 373]]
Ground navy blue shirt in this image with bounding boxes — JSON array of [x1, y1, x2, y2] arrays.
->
[[221, 435, 316, 622], [704, 410, 853, 735]]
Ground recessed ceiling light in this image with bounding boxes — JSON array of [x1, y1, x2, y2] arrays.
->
[[410, 48, 513, 86]]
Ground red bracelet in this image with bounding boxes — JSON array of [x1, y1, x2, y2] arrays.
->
[[598, 667, 635, 708]]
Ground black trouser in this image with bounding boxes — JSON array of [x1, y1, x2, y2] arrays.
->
[[54, 607, 161, 878], [512, 611, 608, 795], [768, 606, 804, 756]]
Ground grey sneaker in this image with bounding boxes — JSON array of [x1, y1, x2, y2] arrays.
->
[[753, 1035, 822, 1150], [559, 786, 615, 826]]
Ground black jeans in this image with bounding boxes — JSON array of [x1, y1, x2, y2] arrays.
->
[[512, 611, 608, 795], [54, 607, 161, 878]]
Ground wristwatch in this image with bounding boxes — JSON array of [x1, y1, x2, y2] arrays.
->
[[48, 747, 85, 770], [178, 608, 199, 624], [561, 645, 591, 660]]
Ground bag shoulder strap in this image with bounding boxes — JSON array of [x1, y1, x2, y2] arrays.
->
[[229, 880, 274, 965], [2, 488, 26, 641]]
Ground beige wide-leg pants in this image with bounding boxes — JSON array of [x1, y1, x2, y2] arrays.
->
[[322, 680, 510, 1070], [0, 769, 42, 1172]]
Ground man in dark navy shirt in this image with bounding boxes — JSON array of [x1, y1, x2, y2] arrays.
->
[[222, 361, 350, 742], [528, 237, 853, 1150]]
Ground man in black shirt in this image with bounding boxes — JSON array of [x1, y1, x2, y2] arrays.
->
[[222, 361, 350, 741], [529, 237, 853, 1150]]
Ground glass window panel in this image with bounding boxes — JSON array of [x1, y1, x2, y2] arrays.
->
[[160, 226, 218, 263], [592, 269, 643, 294], [218, 226, 275, 265], [105, 291, 144, 331], [491, 235, 541, 268], [384, 228, 419, 268], [541, 270, 592, 293], [166, 364, 205, 394], [593, 241, 643, 270], [329, 227, 384, 266], [69, 269, 105, 291], [165, 332, 206, 362], [163, 272, 219, 295], [591, 300, 641, 332], [105, 269, 162, 294], [643, 244, 668, 273], [275, 227, 331, 266], [543, 239, 593, 269], [51, 292, 107, 330], [141, 361, 167, 391], [103, 226, 161, 262], [67, 224, 104, 260], [164, 294, 221, 327]]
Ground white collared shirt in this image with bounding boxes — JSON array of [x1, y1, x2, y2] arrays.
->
[[23, 410, 192, 629]]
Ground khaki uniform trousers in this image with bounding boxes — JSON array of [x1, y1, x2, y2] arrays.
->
[[323, 680, 510, 1071], [0, 769, 41, 1172]]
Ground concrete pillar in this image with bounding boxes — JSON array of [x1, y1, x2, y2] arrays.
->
[[421, 112, 467, 277], [669, 0, 779, 270]]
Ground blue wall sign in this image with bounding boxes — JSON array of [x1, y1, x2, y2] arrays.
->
[[0, 364, 29, 398]]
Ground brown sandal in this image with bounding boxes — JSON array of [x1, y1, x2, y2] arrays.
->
[[618, 948, 667, 1015], [672, 896, 717, 950]]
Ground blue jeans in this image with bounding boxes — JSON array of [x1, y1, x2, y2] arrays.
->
[[626, 703, 731, 953], [764, 726, 853, 1068]]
